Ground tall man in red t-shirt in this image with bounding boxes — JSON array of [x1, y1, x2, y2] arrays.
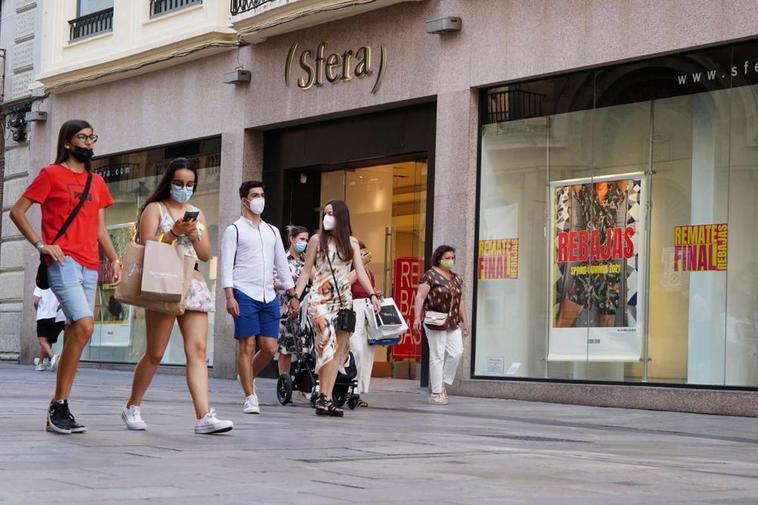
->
[[10, 119, 122, 435]]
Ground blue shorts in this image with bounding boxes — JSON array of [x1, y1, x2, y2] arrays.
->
[[47, 256, 98, 324], [233, 289, 280, 339]]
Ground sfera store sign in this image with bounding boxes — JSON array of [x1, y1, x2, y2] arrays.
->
[[285, 41, 387, 94]]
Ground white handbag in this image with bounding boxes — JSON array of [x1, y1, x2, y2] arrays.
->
[[423, 310, 448, 328], [366, 297, 408, 345]]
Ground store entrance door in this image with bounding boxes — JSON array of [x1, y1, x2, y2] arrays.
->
[[283, 159, 428, 379]]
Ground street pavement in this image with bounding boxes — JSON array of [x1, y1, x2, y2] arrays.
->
[[0, 363, 757, 504]]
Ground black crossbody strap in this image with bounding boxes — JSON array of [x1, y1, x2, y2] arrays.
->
[[324, 246, 345, 310], [232, 224, 239, 268], [50, 171, 93, 245]]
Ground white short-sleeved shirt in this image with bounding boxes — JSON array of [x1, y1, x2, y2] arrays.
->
[[33, 287, 65, 322]]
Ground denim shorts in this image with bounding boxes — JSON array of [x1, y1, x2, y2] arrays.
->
[[233, 289, 280, 339], [47, 256, 98, 324]]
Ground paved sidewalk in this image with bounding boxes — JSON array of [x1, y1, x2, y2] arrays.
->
[[1, 363, 757, 504]]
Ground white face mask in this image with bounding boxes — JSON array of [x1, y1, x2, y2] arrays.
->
[[323, 214, 335, 231], [248, 197, 265, 215]]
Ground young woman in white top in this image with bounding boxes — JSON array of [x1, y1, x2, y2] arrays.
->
[[121, 157, 233, 434]]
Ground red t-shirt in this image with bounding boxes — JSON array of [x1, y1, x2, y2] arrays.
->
[[23, 164, 113, 270], [351, 270, 376, 299]]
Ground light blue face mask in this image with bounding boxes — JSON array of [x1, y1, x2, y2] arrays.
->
[[294, 241, 307, 254], [170, 184, 193, 203]]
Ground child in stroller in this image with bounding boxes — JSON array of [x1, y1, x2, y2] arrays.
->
[[276, 295, 360, 409]]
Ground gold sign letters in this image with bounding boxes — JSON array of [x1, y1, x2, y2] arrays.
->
[[285, 42, 387, 94]]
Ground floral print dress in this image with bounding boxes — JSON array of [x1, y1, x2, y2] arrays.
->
[[309, 242, 353, 372], [157, 203, 214, 313]]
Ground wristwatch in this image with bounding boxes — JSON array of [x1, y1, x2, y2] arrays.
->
[[34, 240, 44, 250]]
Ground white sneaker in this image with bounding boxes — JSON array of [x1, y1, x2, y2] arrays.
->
[[34, 362, 46, 372], [50, 354, 60, 372], [121, 405, 147, 430], [194, 409, 233, 434], [243, 394, 260, 414]]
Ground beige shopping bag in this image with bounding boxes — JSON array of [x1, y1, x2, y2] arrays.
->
[[114, 240, 146, 307], [140, 240, 185, 301], [115, 240, 195, 315]]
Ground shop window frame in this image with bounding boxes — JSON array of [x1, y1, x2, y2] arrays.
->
[[470, 39, 758, 391]]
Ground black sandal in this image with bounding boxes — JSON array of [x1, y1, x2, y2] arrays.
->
[[315, 394, 343, 417], [327, 401, 344, 417]]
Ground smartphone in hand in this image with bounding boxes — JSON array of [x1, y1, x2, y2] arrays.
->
[[182, 210, 199, 222]]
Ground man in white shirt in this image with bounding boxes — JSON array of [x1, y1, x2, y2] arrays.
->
[[221, 180, 299, 414], [32, 287, 65, 372]]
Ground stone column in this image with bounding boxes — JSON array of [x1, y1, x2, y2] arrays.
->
[[432, 89, 479, 386]]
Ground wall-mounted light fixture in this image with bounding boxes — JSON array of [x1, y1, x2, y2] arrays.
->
[[425, 16, 462, 34], [224, 68, 251, 84], [7, 103, 31, 143], [24, 111, 47, 122]]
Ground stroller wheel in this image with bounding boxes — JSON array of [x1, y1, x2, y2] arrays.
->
[[277, 373, 293, 405]]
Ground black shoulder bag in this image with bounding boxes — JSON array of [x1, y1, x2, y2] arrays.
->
[[325, 247, 356, 333], [36, 172, 93, 289]]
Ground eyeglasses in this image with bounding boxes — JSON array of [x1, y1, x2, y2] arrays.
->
[[74, 134, 99, 143], [171, 182, 196, 189]]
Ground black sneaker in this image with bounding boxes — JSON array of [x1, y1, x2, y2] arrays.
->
[[68, 409, 87, 434], [47, 401, 87, 434], [47, 401, 72, 434]]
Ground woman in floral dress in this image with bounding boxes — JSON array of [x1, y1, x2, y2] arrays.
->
[[294, 200, 380, 417], [121, 157, 233, 434]]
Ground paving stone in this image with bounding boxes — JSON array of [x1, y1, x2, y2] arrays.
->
[[0, 363, 757, 504]]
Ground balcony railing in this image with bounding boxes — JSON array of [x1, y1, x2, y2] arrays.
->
[[69, 8, 114, 42], [485, 88, 545, 124], [231, 0, 276, 16], [151, 0, 203, 17]]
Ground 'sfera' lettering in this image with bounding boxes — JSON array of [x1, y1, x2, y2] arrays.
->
[[354, 46, 372, 77], [286, 42, 385, 93], [298, 49, 315, 89]]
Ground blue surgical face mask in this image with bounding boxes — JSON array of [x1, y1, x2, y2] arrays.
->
[[170, 184, 193, 203], [294, 240, 307, 254]]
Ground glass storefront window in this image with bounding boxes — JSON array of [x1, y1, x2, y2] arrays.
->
[[53, 138, 221, 366], [475, 39, 758, 387]]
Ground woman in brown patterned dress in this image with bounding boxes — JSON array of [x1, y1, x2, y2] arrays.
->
[[294, 200, 380, 417], [413, 245, 470, 405]]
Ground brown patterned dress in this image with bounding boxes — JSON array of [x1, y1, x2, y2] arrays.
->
[[420, 268, 463, 330]]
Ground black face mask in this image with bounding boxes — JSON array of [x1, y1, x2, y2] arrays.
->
[[69, 146, 94, 163]]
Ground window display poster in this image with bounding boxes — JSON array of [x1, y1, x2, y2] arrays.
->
[[478, 238, 519, 280], [392, 257, 423, 360], [94, 223, 135, 347], [673, 224, 727, 272], [549, 176, 646, 361]]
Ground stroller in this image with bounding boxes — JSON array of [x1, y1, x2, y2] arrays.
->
[[276, 293, 360, 410]]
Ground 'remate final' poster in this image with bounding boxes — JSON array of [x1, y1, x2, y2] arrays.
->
[[548, 175, 646, 362]]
